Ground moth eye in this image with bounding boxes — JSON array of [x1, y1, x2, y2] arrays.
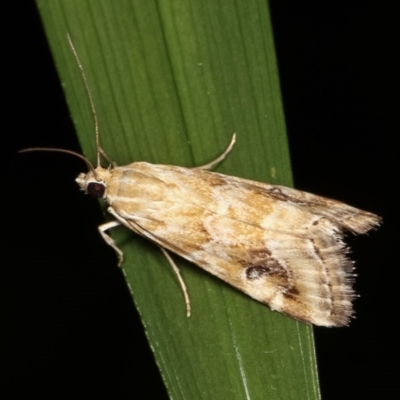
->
[[86, 182, 105, 198]]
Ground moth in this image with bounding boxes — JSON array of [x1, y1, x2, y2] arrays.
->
[[21, 35, 381, 327]]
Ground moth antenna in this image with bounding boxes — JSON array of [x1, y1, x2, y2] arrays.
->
[[19, 148, 96, 176], [67, 33, 103, 167]]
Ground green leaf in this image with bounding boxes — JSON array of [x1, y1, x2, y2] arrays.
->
[[36, 0, 320, 398]]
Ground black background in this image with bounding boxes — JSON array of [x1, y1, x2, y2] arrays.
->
[[8, 2, 395, 398]]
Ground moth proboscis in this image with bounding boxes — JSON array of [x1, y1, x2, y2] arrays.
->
[[20, 34, 381, 327]]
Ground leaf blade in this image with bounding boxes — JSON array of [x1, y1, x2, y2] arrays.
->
[[36, 0, 320, 398]]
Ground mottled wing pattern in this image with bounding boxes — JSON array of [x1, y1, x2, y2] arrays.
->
[[106, 163, 380, 326]]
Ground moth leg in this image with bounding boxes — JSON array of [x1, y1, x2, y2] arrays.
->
[[98, 220, 124, 266], [159, 247, 191, 317], [194, 133, 236, 170]]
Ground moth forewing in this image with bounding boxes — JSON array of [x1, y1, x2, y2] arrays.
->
[[75, 153, 380, 327]]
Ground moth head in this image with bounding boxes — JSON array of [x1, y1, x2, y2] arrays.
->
[[76, 167, 111, 199]]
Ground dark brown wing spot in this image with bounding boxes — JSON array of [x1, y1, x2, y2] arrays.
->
[[238, 250, 296, 296], [245, 258, 288, 281], [282, 286, 300, 299], [243, 249, 295, 293], [266, 187, 289, 202]]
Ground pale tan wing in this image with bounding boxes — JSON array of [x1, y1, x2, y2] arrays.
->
[[106, 163, 380, 326], [243, 179, 381, 234]]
